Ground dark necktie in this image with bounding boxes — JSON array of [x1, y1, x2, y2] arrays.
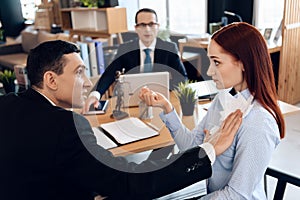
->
[[143, 48, 152, 72]]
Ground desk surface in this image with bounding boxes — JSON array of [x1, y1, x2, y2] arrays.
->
[[85, 94, 299, 158], [268, 109, 300, 181], [85, 93, 182, 156], [178, 38, 281, 54]]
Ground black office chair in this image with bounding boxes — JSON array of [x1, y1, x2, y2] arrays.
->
[[181, 46, 211, 82], [103, 45, 119, 69], [14, 65, 29, 93]]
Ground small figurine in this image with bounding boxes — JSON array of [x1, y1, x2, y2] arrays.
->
[[111, 70, 128, 120]]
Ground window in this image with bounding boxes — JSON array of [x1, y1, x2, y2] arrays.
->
[[168, 0, 207, 34], [119, 0, 207, 34], [253, 0, 284, 35], [20, 0, 42, 20]]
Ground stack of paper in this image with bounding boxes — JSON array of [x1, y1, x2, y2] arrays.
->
[[92, 127, 117, 149], [100, 117, 159, 145]]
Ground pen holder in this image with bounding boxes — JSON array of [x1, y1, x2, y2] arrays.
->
[[139, 101, 153, 119]]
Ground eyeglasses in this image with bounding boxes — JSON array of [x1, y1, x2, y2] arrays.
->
[[135, 22, 158, 28]]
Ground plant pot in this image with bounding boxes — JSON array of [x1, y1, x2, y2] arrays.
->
[[180, 102, 195, 116], [3, 82, 15, 94]]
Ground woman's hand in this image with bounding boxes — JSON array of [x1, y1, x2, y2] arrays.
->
[[139, 87, 173, 114], [204, 109, 243, 156]]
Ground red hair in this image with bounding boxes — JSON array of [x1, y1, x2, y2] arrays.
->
[[211, 22, 285, 138]]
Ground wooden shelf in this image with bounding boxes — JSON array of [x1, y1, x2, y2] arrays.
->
[[60, 7, 127, 44]]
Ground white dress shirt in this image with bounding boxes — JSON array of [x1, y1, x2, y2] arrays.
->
[[139, 39, 156, 73]]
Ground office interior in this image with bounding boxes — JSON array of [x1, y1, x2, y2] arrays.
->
[[0, 0, 300, 199]]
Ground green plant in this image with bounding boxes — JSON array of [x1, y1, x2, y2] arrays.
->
[[80, 0, 97, 7], [0, 69, 16, 93], [0, 69, 15, 85], [174, 80, 197, 104]]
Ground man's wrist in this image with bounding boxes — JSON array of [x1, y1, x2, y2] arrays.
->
[[199, 143, 216, 164]]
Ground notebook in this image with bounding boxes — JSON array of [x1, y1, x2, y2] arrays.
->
[[120, 72, 170, 107], [100, 117, 159, 145]]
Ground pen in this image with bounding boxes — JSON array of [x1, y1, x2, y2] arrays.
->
[[146, 122, 160, 131]]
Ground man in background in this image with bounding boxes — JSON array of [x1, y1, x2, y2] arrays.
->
[[0, 40, 242, 200], [84, 8, 187, 112]]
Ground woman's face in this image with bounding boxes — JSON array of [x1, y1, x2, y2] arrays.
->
[[207, 39, 247, 91]]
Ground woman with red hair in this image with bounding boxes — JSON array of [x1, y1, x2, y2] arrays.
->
[[140, 22, 285, 199]]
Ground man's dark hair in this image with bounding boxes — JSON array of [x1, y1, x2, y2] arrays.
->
[[27, 40, 80, 88], [135, 8, 158, 24]]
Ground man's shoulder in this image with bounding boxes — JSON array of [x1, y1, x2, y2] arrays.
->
[[116, 39, 139, 55], [156, 38, 177, 52], [156, 38, 176, 47], [119, 39, 139, 49]]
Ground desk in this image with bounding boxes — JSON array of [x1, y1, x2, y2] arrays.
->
[[266, 108, 300, 199], [85, 93, 181, 156], [84, 91, 207, 156], [0, 37, 19, 47], [178, 38, 281, 55]]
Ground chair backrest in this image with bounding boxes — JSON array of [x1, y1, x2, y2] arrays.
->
[[103, 45, 119, 69], [14, 65, 29, 92]]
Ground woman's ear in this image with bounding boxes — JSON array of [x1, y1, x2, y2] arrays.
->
[[43, 71, 58, 90], [238, 61, 245, 71]]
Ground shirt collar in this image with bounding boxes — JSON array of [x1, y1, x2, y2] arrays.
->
[[33, 88, 56, 106], [139, 38, 156, 51]]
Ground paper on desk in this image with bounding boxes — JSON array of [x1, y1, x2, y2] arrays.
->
[[278, 100, 300, 114], [92, 127, 117, 149], [100, 117, 159, 145], [188, 80, 219, 99]]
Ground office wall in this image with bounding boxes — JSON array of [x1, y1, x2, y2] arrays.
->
[[0, 0, 25, 37], [207, 0, 253, 27]]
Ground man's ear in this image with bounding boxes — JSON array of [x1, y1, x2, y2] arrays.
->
[[43, 71, 58, 90]]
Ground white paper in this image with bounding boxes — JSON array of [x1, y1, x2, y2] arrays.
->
[[100, 117, 159, 144], [188, 80, 219, 98], [92, 127, 117, 149]]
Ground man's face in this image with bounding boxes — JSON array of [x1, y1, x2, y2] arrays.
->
[[55, 53, 92, 108], [135, 12, 160, 47]]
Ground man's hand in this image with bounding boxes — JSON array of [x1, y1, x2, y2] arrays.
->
[[204, 109, 243, 156], [81, 95, 99, 114]]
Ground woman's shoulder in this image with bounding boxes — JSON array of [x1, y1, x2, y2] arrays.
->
[[239, 101, 280, 141]]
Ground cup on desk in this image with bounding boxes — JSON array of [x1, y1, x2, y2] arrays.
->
[[139, 101, 153, 119]]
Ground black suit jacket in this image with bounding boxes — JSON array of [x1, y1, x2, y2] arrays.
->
[[0, 89, 211, 200], [96, 38, 187, 95]]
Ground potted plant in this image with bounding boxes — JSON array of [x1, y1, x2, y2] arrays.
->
[[80, 0, 97, 7], [0, 69, 16, 94], [174, 80, 197, 116]]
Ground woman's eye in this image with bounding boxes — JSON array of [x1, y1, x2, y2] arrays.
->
[[214, 60, 220, 66]]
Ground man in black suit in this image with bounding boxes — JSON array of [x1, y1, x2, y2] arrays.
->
[[0, 40, 242, 200], [83, 8, 187, 112]]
